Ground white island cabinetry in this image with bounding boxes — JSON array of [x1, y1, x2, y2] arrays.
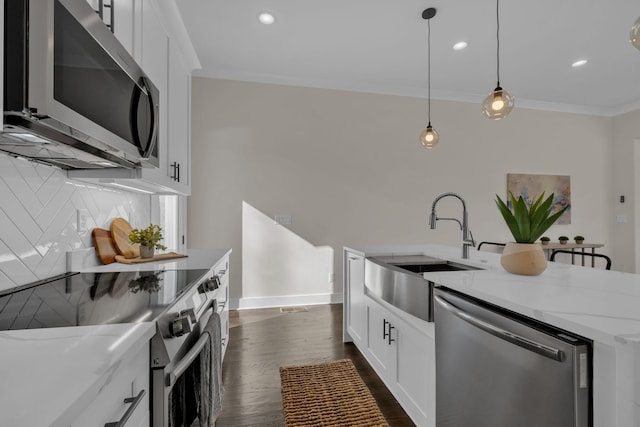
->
[[364, 294, 434, 427], [343, 249, 365, 345], [343, 248, 435, 427], [344, 244, 640, 427]]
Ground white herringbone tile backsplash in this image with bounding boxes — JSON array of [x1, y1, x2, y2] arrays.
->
[[0, 155, 153, 291]]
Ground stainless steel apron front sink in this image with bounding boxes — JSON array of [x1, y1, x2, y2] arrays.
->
[[364, 255, 482, 322]]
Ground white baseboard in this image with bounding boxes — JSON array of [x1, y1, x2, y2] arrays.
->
[[229, 292, 343, 310]]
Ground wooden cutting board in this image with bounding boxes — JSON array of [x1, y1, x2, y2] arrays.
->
[[91, 228, 118, 265], [115, 252, 188, 264], [110, 217, 140, 258]]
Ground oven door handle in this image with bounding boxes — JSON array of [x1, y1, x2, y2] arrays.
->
[[166, 299, 216, 387]]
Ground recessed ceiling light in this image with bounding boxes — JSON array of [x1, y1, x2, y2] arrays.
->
[[453, 41, 468, 51], [258, 12, 275, 25], [571, 59, 588, 68]]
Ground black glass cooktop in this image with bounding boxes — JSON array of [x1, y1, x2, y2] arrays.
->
[[0, 269, 209, 330]]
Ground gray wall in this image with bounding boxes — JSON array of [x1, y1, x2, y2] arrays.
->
[[189, 77, 614, 302]]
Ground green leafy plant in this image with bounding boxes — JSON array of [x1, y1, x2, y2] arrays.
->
[[559, 235, 569, 241], [574, 235, 585, 241], [496, 192, 569, 244], [540, 236, 550, 242], [128, 224, 167, 250]]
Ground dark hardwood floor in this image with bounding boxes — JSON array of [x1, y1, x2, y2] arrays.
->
[[216, 303, 416, 427]]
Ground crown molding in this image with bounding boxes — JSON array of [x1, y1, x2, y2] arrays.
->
[[193, 68, 634, 117]]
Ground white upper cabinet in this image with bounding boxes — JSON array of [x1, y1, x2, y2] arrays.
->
[[140, 0, 169, 179], [85, 0, 134, 55], [167, 38, 192, 194], [81, 0, 200, 195], [113, 0, 136, 58]]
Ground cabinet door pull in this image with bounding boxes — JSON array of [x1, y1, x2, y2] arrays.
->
[[94, 0, 115, 33], [387, 325, 395, 345], [170, 162, 179, 181], [104, 389, 146, 427], [383, 319, 390, 340]]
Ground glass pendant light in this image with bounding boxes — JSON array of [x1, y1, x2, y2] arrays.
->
[[420, 7, 439, 149], [482, 0, 514, 120], [630, 16, 640, 50]]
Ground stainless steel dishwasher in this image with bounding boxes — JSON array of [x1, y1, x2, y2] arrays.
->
[[434, 288, 591, 427]]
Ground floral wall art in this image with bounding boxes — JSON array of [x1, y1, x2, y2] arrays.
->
[[506, 173, 571, 224]]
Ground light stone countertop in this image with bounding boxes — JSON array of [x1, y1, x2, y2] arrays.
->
[[346, 243, 640, 346], [67, 247, 232, 273], [0, 323, 156, 427], [0, 248, 231, 427]]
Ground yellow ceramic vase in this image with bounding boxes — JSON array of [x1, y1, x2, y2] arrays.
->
[[500, 242, 547, 276]]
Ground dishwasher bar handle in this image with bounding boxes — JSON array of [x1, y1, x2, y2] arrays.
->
[[434, 294, 565, 362]]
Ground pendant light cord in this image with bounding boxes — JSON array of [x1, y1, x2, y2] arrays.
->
[[496, 0, 500, 86], [427, 17, 432, 125]]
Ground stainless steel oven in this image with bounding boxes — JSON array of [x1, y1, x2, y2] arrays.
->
[[151, 267, 228, 427]]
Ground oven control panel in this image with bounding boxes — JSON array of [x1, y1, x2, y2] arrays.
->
[[156, 269, 213, 340], [151, 253, 231, 369]]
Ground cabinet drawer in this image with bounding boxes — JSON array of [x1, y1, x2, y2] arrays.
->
[[71, 342, 150, 427]]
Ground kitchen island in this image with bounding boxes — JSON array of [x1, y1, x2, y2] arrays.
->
[[0, 248, 231, 427], [344, 244, 640, 427]]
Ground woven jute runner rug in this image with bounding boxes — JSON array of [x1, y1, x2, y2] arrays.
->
[[279, 359, 390, 427]]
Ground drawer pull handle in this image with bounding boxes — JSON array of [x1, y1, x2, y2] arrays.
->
[[104, 389, 146, 427]]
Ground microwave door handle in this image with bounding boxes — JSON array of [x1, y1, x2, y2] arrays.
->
[[434, 294, 565, 362], [129, 80, 144, 155], [143, 76, 159, 159], [129, 76, 158, 158]]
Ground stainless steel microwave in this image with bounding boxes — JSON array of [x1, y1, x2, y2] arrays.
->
[[2, 0, 159, 169]]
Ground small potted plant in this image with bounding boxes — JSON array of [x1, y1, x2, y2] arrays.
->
[[496, 192, 569, 275], [540, 236, 550, 245], [558, 236, 569, 245], [574, 235, 585, 244], [128, 224, 167, 258]]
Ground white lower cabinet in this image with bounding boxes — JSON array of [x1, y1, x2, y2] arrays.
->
[[364, 295, 435, 427], [365, 296, 395, 378], [344, 251, 366, 345], [71, 342, 150, 427]]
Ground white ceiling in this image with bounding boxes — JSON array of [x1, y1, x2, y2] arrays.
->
[[176, 0, 640, 116]]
